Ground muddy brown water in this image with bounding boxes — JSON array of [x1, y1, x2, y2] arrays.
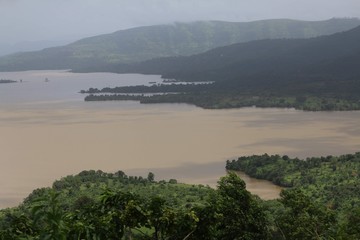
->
[[1, 71, 360, 208]]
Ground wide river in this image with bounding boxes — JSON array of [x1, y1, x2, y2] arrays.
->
[[0, 70, 359, 209]]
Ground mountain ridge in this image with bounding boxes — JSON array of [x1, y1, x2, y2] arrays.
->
[[118, 25, 360, 83], [0, 18, 359, 71]]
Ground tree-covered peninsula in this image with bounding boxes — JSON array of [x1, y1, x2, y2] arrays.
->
[[226, 153, 360, 214], [83, 87, 360, 111], [2, 152, 360, 239]]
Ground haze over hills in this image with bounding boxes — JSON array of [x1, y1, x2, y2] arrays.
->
[[116, 25, 360, 93], [84, 25, 360, 110], [0, 39, 79, 57], [0, 18, 359, 71]]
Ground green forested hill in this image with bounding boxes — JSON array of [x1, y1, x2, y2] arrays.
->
[[116, 25, 360, 87], [226, 153, 360, 211], [0, 18, 359, 71]]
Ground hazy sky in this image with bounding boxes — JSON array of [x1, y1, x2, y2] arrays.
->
[[1, 0, 360, 44]]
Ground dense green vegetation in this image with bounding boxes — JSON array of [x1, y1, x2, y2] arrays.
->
[[2, 152, 360, 239], [1, 18, 359, 71], [226, 153, 360, 216], [26, 170, 212, 214], [0, 171, 270, 239]]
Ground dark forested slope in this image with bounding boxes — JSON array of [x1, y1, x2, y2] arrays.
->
[[112, 25, 360, 97]]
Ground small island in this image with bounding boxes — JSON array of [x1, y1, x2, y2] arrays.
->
[[0, 79, 17, 84]]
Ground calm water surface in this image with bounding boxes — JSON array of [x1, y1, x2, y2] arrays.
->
[[1, 70, 360, 208]]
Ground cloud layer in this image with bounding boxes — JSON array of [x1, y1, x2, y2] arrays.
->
[[1, 0, 359, 44]]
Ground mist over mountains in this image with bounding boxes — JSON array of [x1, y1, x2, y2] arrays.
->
[[0, 40, 77, 57], [0, 18, 359, 71], [121, 25, 360, 84], [83, 22, 360, 110]]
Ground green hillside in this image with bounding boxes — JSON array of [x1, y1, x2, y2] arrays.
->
[[115, 25, 360, 84], [0, 18, 359, 71], [226, 153, 360, 212]]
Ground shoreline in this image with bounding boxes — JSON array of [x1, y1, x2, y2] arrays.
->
[[84, 93, 360, 112], [0, 166, 282, 210]]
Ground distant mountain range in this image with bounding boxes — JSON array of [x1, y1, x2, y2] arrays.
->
[[0, 18, 359, 71]]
